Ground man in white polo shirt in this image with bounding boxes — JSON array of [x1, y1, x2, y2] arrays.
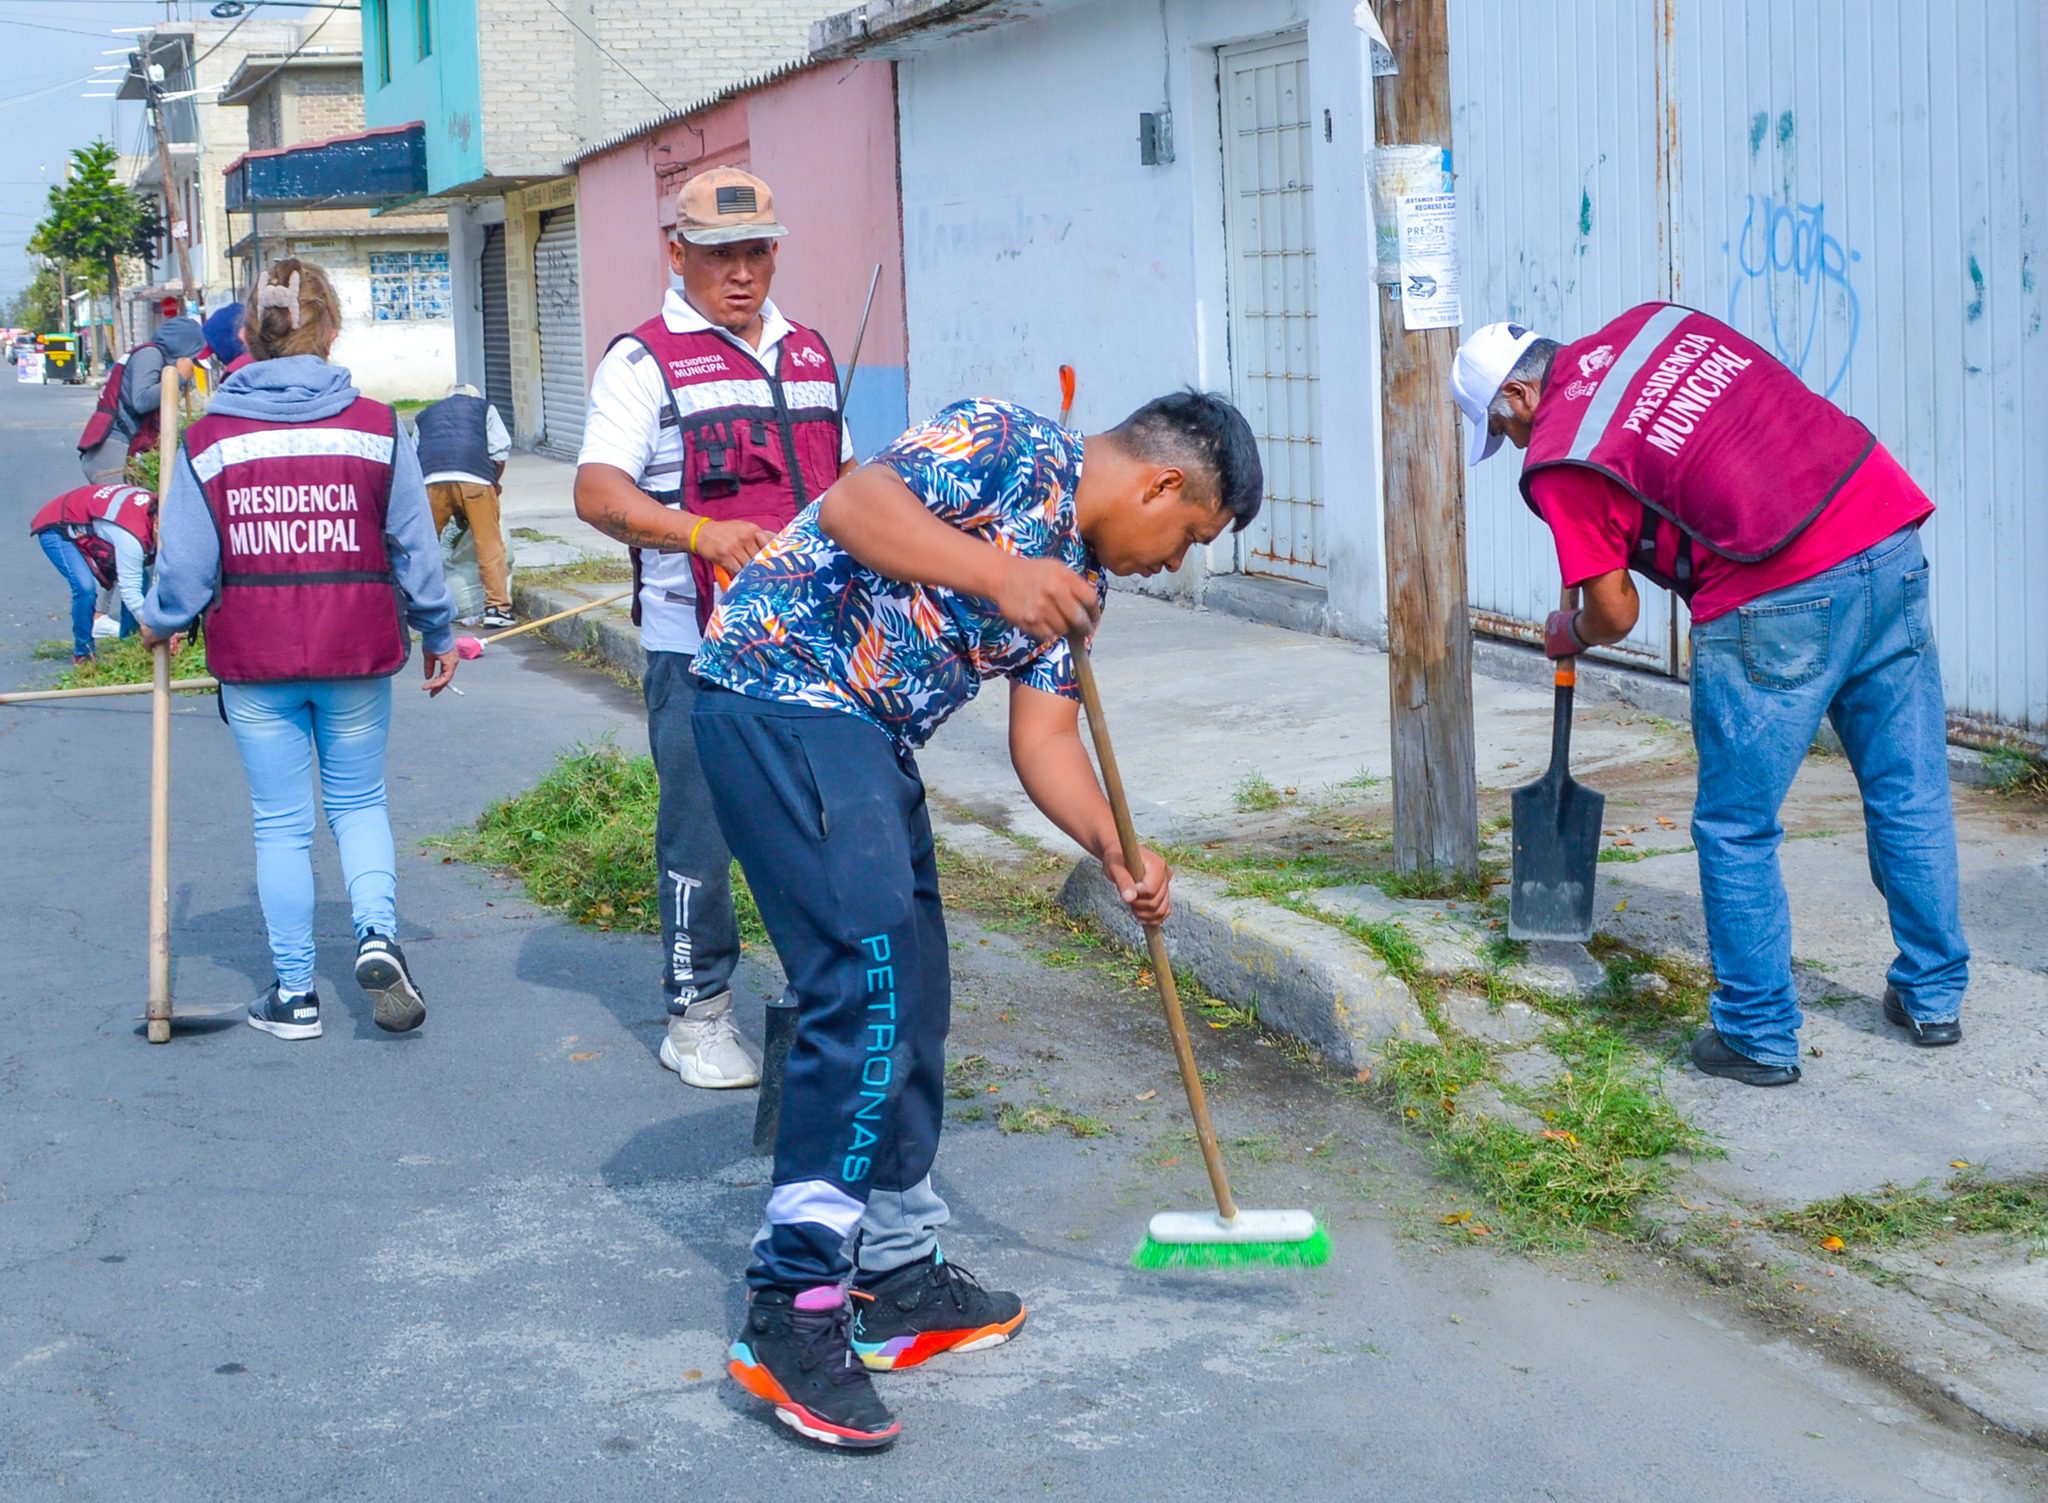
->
[[575, 165, 854, 1089]]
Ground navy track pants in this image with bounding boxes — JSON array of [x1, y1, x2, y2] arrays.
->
[[693, 686, 952, 1291]]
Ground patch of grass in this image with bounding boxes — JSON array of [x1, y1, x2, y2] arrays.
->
[[53, 632, 209, 689], [509, 526, 553, 542], [1984, 746, 2048, 799], [1350, 918, 1425, 985], [1231, 771, 1287, 813], [434, 741, 764, 945], [997, 1102, 1109, 1138], [390, 398, 433, 415], [946, 1053, 994, 1100], [1598, 842, 1695, 864], [1771, 1174, 2048, 1251], [525, 556, 635, 587], [1375, 865, 1491, 901], [1582, 937, 1712, 1037], [1382, 1023, 1711, 1250], [564, 644, 641, 694]]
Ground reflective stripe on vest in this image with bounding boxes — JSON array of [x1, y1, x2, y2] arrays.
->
[[29, 483, 156, 553], [185, 401, 406, 683], [612, 317, 843, 631], [1518, 302, 1874, 596]]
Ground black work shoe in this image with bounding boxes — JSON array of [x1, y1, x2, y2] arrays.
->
[[1883, 988, 1962, 1047], [355, 933, 426, 1033], [851, 1251, 1027, 1371], [728, 1288, 900, 1450], [1689, 1028, 1801, 1087], [247, 983, 321, 1041]]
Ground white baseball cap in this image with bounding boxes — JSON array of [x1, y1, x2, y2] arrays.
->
[[1451, 321, 1542, 465]]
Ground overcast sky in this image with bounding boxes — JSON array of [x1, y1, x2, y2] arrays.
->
[[0, 0, 203, 306]]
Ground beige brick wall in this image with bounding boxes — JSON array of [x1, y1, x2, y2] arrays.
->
[[476, 0, 843, 174]]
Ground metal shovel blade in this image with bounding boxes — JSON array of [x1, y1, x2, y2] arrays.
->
[[1509, 769, 1606, 941]]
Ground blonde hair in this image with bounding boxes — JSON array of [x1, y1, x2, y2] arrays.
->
[[243, 258, 342, 361]]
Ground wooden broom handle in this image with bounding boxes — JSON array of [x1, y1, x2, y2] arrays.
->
[[145, 376, 180, 1044], [1067, 630, 1237, 1223]]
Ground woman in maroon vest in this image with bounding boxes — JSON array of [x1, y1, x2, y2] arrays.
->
[[141, 259, 460, 1042]]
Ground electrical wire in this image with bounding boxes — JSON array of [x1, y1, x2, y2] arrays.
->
[[536, 0, 670, 114]]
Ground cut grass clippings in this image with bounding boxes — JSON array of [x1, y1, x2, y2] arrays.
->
[[525, 556, 635, 587], [997, 1102, 1110, 1138], [435, 741, 764, 945], [1772, 1174, 2048, 1252]]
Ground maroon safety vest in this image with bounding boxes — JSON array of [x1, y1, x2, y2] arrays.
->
[[76, 357, 161, 459], [1519, 302, 1875, 598], [613, 315, 842, 631], [30, 482, 158, 589], [182, 400, 406, 683]]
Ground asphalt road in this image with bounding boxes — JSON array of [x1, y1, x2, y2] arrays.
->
[[1, 375, 2041, 1501]]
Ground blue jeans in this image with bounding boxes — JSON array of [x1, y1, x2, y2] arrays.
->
[[40, 532, 101, 658], [1689, 525, 1969, 1066], [221, 678, 399, 992]]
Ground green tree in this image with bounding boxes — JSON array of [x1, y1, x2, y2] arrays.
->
[[33, 140, 147, 354]]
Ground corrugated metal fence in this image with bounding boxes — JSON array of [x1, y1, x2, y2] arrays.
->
[[1451, 0, 2046, 745]]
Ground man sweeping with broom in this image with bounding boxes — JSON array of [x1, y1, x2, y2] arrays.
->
[[691, 391, 1263, 1449]]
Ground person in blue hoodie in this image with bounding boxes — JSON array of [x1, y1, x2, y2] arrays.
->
[[142, 259, 459, 1041]]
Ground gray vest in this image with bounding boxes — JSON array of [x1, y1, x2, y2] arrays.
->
[[413, 394, 494, 483]]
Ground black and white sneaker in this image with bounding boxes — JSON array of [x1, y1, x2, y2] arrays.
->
[[728, 1288, 900, 1450], [480, 607, 516, 629], [355, 933, 426, 1033], [248, 983, 321, 1040]]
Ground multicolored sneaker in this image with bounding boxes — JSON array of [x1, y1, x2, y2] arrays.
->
[[728, 1287, 901, 1450], [247, 983, 321, 1041], [851, 1251, 1026, 1371]]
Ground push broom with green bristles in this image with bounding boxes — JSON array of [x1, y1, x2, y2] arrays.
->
[[1068, 628, 1329, 1271]]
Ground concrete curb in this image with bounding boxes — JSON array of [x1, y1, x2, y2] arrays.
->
[[513, 580, 645, 679], [1655, 1215, 2048, 1447], [1058, 861, 1436, 1069]]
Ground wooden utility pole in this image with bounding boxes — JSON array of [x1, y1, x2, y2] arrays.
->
[[1374, 0, 1479, 880], [149, 90, 197, 306]]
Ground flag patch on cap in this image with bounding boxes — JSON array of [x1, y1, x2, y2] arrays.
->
[[715, 186, 758, 216]]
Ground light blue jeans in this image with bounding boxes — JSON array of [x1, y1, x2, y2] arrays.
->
[[221, 678, 399, 992], [1689, 525, 1969, 1067]]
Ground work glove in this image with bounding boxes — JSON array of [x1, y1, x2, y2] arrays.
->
[[1543, 608, 1587, 660]]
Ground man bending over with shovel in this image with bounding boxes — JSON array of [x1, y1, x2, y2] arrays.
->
[[690, 391, 1262, 1449], [1452, 305, 1968, 1087]]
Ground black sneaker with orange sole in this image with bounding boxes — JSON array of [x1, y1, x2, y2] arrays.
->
[[728, 1288, 900, 1450], [851, 1251, 1026, 1371]]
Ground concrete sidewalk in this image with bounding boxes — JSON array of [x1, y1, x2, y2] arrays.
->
[[515, 566, 2048, 1446]]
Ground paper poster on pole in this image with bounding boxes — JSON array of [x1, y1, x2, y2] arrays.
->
[[1352, 1, 1398, 75], [1370, 145, 1451, 284], [1395, 191, 1462, 330]]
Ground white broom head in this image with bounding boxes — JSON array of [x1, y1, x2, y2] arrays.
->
[[1146, 1208, 1319, 1245]]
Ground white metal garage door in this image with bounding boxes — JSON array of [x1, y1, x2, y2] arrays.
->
[[534, 207, 586, 461], [1220, 33, 1324, 585], [1449, 0, 1680, 672]]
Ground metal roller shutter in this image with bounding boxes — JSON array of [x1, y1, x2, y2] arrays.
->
[[480, 224, 512, 434], [534, 207, 586, 461]]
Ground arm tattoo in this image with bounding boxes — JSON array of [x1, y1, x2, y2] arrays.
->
[[593, 504, 687, 551]]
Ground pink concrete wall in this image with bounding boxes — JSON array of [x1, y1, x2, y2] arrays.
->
[[573, 61, 908, 455], [745, 61, 907, 369]]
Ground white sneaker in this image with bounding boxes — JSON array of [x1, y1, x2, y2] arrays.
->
[[658, 993, 761, 1089], [91, 613, 118, 640]]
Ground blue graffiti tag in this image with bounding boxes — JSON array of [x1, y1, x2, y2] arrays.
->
[[1723, 193, 1862, 397]]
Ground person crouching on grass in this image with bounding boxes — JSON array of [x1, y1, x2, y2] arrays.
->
[[690, 391, 1263, 1449]]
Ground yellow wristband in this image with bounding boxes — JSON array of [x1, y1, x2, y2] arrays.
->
[[687, 515, 710, 555]]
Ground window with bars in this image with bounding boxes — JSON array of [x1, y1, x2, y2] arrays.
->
[[369, 250, 452, 321]]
